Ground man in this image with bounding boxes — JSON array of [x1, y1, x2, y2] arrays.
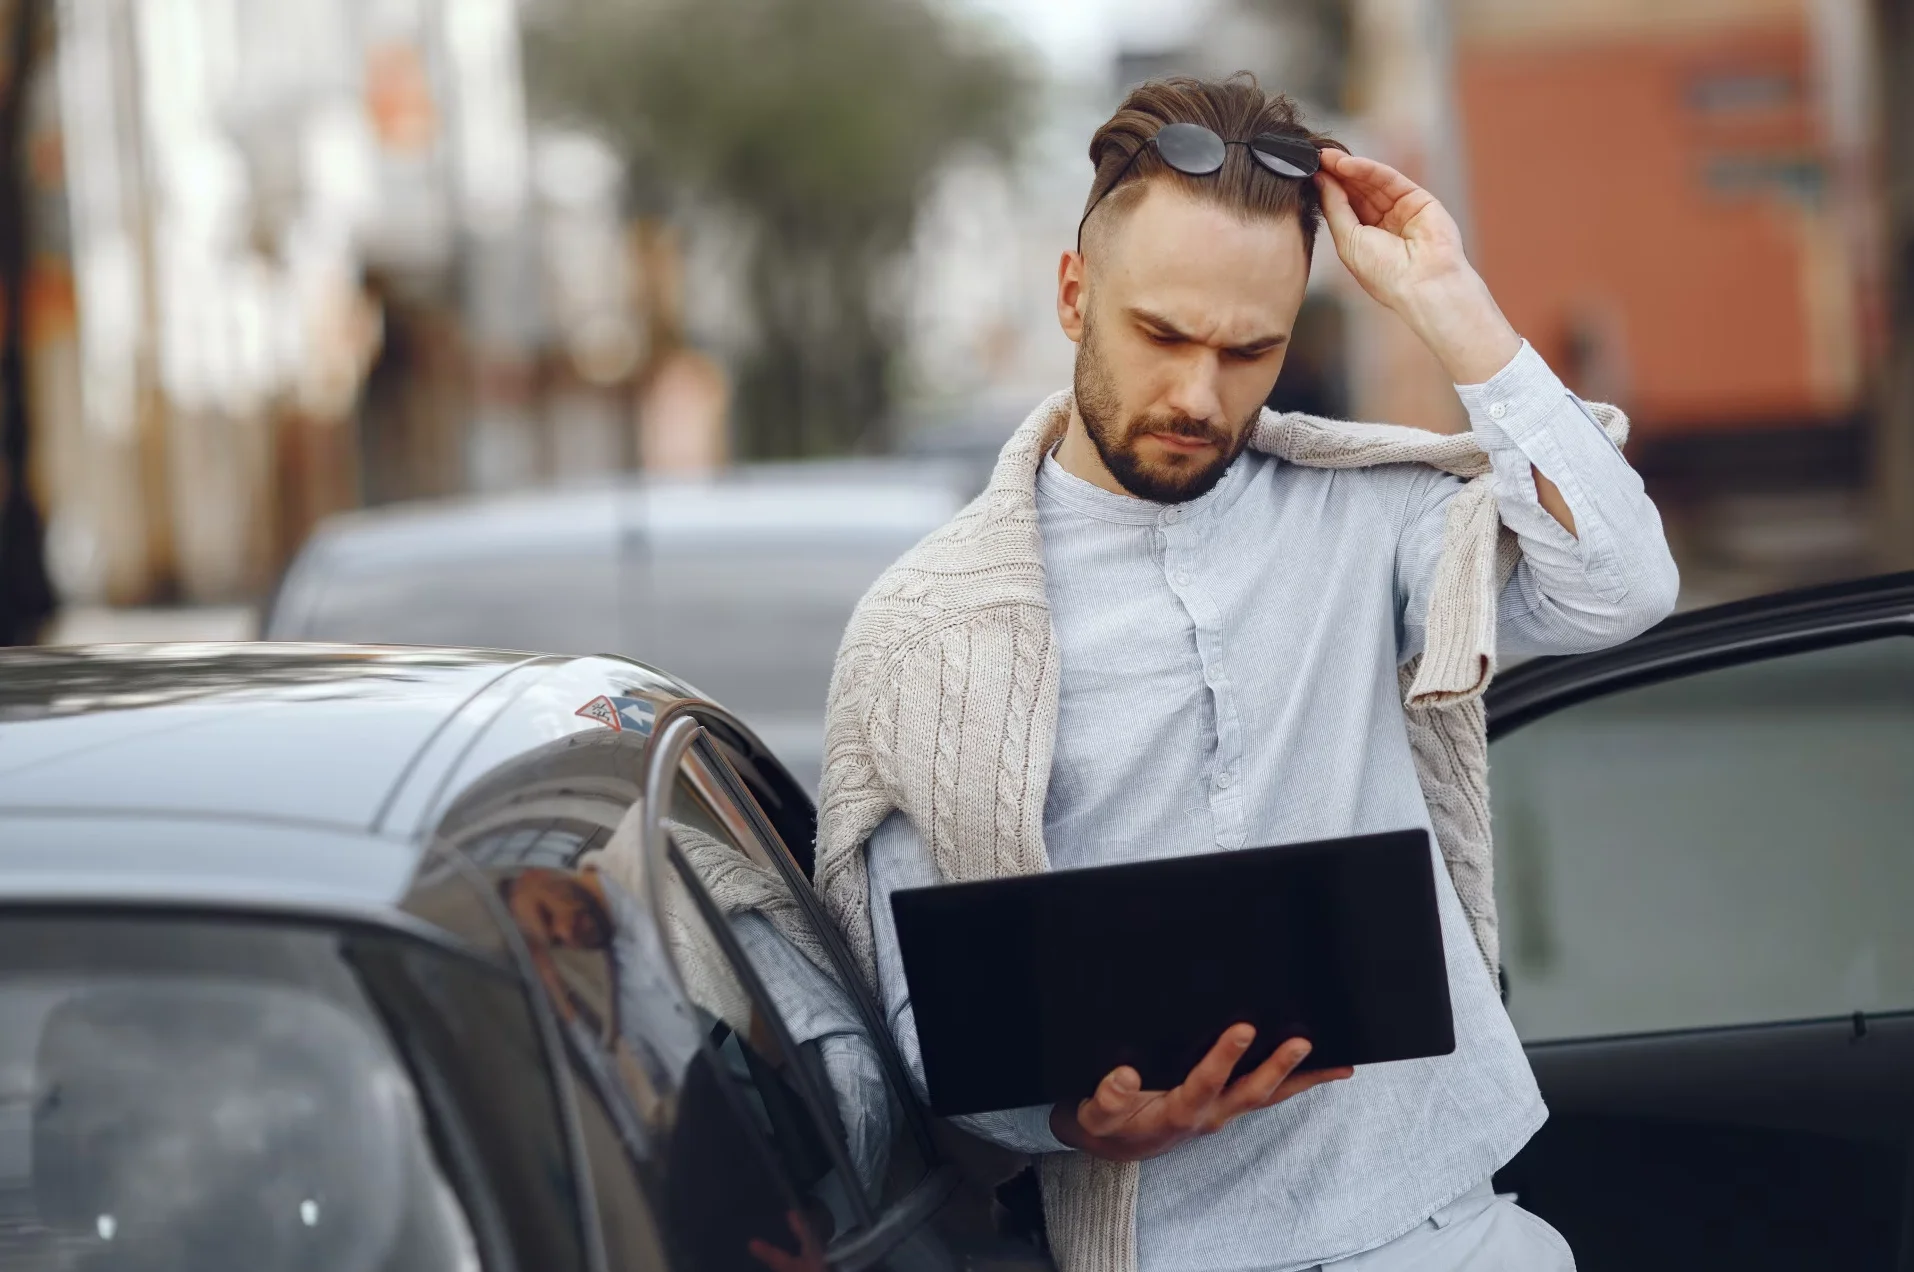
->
[[816, 75, 1678, 1271]]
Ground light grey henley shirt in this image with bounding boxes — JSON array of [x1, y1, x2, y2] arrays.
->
[[864, 342, 1679, 1271]]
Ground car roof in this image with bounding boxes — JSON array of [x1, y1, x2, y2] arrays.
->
[[284, 458, 975, 576], [0, 643, 527, 826], [0, 643, 701, 908]]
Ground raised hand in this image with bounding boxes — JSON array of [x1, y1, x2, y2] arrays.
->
[[1315, 149, 1519, 385], [1050, 1025, 1354, 1163]]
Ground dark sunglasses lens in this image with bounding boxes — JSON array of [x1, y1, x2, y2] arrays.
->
[[1250, 135, 1321, 179], [1155, 123, 1226, 176]]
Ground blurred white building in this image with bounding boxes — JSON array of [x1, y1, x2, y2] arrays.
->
[[39, 0, 642, 605]]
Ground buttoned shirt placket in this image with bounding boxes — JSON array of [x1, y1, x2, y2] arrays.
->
[[1155, 498, 1250, 850]]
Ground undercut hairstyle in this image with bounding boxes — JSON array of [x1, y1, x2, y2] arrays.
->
[[1081, 73, 1346, 267]]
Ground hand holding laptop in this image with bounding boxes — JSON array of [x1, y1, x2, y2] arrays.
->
[[894, 830, 1452, 1135], [1050, 1024, 1355, 1163]]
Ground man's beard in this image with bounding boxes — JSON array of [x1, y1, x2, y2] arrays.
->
[[1073, 319, 1257, 504]]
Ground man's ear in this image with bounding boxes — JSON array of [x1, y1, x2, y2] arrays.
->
[[1056, 249, 1087, 344]]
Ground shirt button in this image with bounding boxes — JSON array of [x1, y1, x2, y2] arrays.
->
[[1488, 401, 1508, 420], [1174, 571, 1190, 586], [1216, 770, 1234, 789], [1162, 508, 1180, 525]]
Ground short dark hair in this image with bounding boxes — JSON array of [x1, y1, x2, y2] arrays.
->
[[1082, 73, 1346, 265]]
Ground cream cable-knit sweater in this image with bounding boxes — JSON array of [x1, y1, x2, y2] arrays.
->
[[814, 388, 1628, 1272]]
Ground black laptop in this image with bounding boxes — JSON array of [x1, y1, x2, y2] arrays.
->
[[890, 828, 1455, 1117]]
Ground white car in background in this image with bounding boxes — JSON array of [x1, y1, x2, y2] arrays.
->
[[263, 459, 977, 789]]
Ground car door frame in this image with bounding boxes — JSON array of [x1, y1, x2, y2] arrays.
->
[[641, 708, 968, 1270], [1488, 570, 1914, 739], [1486, 568, 1914, 1042]]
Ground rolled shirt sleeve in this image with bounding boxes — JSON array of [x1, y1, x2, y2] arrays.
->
[[1400, 340, 1681, 659], [866, 810, 1069, 1155]]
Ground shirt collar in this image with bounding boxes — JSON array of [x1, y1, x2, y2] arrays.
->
[[1036, 444, 1252, 526]]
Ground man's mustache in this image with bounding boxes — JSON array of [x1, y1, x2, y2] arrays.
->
[[1125, 416, 1230, 446]]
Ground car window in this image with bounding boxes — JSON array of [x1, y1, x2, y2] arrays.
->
[[0, 911, 578, 1272], [447, 856, 666, 1272], [487, 844, 820, 1272], [433, 737, 815, 1272], [657, 749, 930, 1243], [1491, 634, 1914, 1042]]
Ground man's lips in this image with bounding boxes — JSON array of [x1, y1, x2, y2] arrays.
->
[[1147, 431, 1217, 454]]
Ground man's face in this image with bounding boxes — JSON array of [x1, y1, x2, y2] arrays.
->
[[1062, 182, 1310, 502], [507, 869, 612, 950]]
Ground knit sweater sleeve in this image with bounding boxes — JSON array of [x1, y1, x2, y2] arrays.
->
[[866, 810, 1069, 1155]]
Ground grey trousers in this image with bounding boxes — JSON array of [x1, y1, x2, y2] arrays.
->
[[1314, 1181, 1576, 1271]]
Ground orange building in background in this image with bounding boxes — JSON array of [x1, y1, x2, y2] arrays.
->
[[1454, 0, 1872, 439]]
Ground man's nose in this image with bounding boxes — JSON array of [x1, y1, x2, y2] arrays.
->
[[1163, 352, 1225, 425]]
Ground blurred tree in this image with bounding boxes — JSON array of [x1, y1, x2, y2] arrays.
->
[[525, 0, 1034, 460]]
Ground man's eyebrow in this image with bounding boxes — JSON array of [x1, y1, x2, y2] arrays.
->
[[1126, 307, 1187, 336], [1125, 306, 1287, 353]]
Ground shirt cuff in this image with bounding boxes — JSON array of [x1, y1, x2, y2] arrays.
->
[[1453, 339, 1566, 452], [954, 1103, 1071, 1155]]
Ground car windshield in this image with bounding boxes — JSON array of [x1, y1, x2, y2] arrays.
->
[[0, 914, 499, 1272]]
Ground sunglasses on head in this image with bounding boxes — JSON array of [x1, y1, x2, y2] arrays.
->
[[1077, 122, 1326, 249]]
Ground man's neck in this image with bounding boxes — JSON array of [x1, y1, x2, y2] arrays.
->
[[1053, 405, 1140, 498]]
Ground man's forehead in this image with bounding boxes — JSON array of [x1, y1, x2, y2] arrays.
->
[[1094, 183, 1308, 336]]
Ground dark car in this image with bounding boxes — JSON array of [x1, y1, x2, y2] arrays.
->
[[2, 569, 1910, 1272], [0, 644, 1045, 1272]]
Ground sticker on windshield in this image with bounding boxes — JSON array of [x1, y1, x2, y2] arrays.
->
[[575, 694, 656, 735]]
